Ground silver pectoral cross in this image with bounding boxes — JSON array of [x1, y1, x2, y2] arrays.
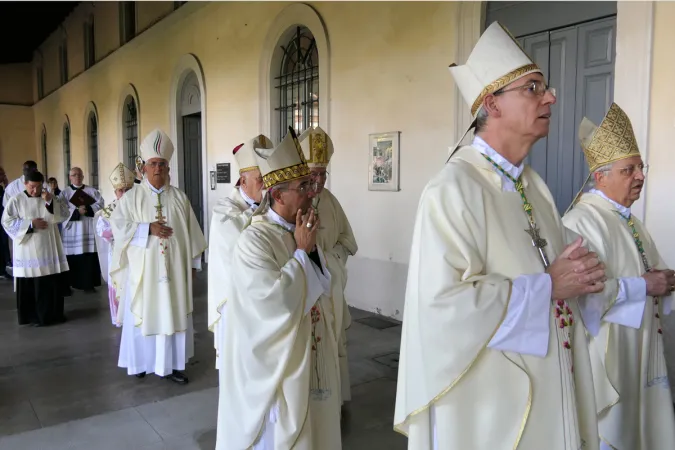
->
[[525, 225, 550, 268]]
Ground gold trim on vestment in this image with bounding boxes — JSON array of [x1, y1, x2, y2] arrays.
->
[[502, 352, 533, 450], [262, 163, 311, 189], [393, 279, 514, 437], [309, 133, 329, 166], [239, 166, 258, 174], [470, 63, 540, 116]]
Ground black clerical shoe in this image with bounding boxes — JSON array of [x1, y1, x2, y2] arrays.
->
[[163, 370, 189, 385], [135, 372, 146, 378]]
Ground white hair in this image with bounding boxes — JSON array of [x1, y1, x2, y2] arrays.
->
[[474, 107, 489, 133], [586, 162, 613, 190]]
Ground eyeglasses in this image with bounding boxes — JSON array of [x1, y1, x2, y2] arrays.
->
[[616, 163, 649, 177], [495, 80, 556, 98], [146, 161, 168, 168], [310, 171, 329, 179], [283, 181, 313, 194]]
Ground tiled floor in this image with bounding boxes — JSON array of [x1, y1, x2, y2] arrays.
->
[[0, 271, 407, 449], [2, 269, 675, 449]]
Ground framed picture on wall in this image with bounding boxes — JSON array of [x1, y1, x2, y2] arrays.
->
[[368, 131, 400, 192]]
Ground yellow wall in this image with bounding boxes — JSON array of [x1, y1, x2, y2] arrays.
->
[[645, 1, 675, 268], [0, 106, 36, 179], [28, 1, 460, 317], [0, 64, 33, 105]]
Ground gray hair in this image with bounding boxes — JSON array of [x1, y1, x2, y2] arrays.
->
[[268, 182, 290, 207], [586, 162, 613, 190], [474, 107, 489, 133]]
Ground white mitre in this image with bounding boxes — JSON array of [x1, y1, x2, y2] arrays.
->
[[109, 163, 136, 190], [448, 21, 542, 155], [139, 128, 175, 162], [298, 126, 334, 169], [234, 134, 273, 174], [254, 127, 310, 189]]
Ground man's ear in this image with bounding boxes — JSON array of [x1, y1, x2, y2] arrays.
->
[[483, 94, 500, 118]]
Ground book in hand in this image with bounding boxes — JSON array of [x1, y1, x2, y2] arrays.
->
[[69, 189, 96, 208]]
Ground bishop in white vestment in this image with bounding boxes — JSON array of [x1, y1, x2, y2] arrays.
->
[[395, 22, 606, 450], [299, 126, 358, 405], [2, 171, 71, 326], [60, 167, 105, 292], [95, 163, 137, 327], [110, 129, 207, 384], [563, 103, 675, 450], [208, 135, 272, 367], [217, 128, 341, 450]]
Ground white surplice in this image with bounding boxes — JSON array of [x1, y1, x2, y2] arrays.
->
[[2, 193, 70, 277], [95, 201, 121, 326], [2, 176, 49, 209], [563, 191, 675, 450], [216, 205, 341, 450], [395, 138, 599, 450], [59, 185, 105, 255], [313, 188, 358, 403], [110, 180, 207, 376], [208, 186, 258, 370]]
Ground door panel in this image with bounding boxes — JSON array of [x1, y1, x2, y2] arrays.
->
[[182, 114, 204, 231], [572, 18, 616, 203]]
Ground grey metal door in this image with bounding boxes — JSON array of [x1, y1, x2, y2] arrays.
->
[[516, 17, 616, 213], [182, 114, 204, 231]]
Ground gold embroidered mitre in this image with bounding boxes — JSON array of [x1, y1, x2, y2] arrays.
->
[[579, 102, 641, 172], [109, 163, 136, 190], [255, 127, 310, 189], [449, 21, 542, 118], [234, 134, 273, 174], [298, 126, 334, 169]]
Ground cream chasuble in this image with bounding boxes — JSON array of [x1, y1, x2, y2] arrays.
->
[[314, 187, 358, 402], [2, 194, 70, 277], [95, 201, 121, 326], [395, 145, 598, 450], [563, 192, 675, 450], [109, 181, 207, 336], [217, 209, 341, 450], [208, 187, 257, 368]]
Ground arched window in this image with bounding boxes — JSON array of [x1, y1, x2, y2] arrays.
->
[[88, 112, 99, 189], [123, 95, 139, 169], [63, 122, 71, 182], [41, 127, 48, 176], [275, 26, 319, 138]]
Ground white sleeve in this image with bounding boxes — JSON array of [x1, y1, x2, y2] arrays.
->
[[293, 249, 331, 315], [192, 256, 202, 271], [602, 277, 647, 329], [487, 273, 552, 358], [130, 223, 150, 248]]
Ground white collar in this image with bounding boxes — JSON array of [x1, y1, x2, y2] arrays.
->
[[266, 207, 295, 232], [145, 179, 166, 195], [239, 187, 258, 208], [589, 188, 631, 219], [472, 136, 525, 181]]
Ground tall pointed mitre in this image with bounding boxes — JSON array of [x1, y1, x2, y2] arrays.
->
[[579, 102, 641, 172], [565, 102, 641, 213], [140, 128, 174, 162], [109, 163, 136, 190], [234, 134, 273, 174], [298, 126, 334, 169], [255, 127, 310, 189], [447, 21, 542, 157]]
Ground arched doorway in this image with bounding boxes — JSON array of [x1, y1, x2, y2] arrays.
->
[[176, 70, 206, 230]]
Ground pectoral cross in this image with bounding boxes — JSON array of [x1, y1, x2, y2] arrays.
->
[[525, 225, 550, 268]]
